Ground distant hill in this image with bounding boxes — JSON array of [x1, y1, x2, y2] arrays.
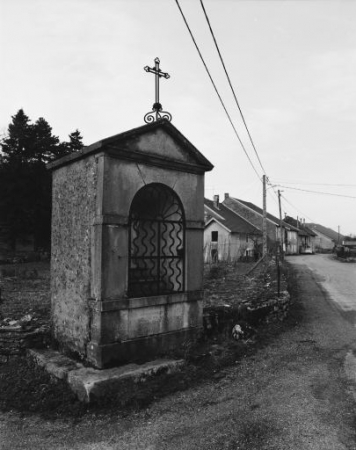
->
[[306, 223, 345, 243]]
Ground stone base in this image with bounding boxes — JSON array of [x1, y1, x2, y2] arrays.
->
[[87, 327, 202, 369], [28, 348, 184, 403]]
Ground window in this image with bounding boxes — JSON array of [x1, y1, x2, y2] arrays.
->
[[210, 231, 218, 262], [211, 231, 218, 242]]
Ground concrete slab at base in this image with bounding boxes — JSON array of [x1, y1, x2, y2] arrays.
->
[[28, 349, 185, 403]]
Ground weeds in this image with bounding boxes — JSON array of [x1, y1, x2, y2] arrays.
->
[[205, 262, 229, 280]]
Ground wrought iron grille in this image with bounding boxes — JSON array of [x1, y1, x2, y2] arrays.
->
[[128, 183, 185, 298]]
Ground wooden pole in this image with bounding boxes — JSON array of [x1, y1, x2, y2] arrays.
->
[[278, 190, 284, 259], [276, 248, 281, 297], [262, 175, 267, 256]]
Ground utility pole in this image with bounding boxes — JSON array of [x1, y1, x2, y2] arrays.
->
[[278, 190, 284, 259], [262, 175, 267, 256]]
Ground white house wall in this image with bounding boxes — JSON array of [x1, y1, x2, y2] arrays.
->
[[285, 230, 298, 255], [313, 230, 334, 251], [204, 222, 254, 262]]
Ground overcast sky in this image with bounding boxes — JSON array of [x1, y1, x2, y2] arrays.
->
[[1, 0, 355, 235]]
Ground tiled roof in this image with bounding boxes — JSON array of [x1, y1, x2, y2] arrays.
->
[[230, 198, 281, 225], [227, 197, 297, 230], [204, 199, 261, 235], [306, 223, 344, 242], [284, 216, 316, 237]]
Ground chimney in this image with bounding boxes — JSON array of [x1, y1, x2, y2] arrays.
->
[[224, 193, 229, 200], [213, 194, 220, 209]]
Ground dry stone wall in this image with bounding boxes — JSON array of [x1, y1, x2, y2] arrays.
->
[[0, 319, 49, 363], [203, 291, 290, 339], [0, 263, 51, 363]]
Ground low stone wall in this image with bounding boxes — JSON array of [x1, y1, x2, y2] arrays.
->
[[203, 291, 291, 339], [0, 262, 50, 317], [0, 318, 50, 363], [336, 256, 356, 263], [0, 262, 51, 363], [0, 289, 50, 320]]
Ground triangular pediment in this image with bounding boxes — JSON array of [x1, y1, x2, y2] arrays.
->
[[48, 120, 214, 174]]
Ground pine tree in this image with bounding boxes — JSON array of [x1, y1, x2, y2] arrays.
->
[[0, 110, 83, 251], [31, 117, 61, 163], [1, 109, 33, 163], [67, 129, 83, 152]]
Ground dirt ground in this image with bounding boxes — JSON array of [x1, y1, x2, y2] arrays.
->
[[2, 257, 356, 450], [0, 258, 287, 420]]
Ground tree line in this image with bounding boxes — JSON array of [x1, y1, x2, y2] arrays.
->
[[0, 109, 83, 252]]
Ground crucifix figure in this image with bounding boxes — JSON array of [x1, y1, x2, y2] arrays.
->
[[144, 57, 172, 123]]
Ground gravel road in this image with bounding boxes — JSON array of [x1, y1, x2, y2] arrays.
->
[[1, 255, 356, 449], [290, 253, 356, 319]]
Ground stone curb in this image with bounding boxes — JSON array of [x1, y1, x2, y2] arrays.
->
[[28, 348, 185, 403]]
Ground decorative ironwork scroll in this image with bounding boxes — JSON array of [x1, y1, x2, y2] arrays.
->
[[128, 183, 185, 298], [143, 58, 172, 123], [144, 109, 172, 124]]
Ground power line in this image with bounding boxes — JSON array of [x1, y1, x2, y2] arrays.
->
[[280, 194, 316, 224], [176, 0, 343, 226], [265, 176, 283, 210], [271, 180, 356, 187], [200, 0, 277, 214], [276, 185, 356, 199], [283, 195, 345, 238], [200, 0, 267, 176], [267, 188, 280, 209], [174, 0, 262, 181]]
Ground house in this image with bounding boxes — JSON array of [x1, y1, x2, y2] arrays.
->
[[204, 196, 262, 262], [222, 194, 299, 254], [306, 223, 344, 252], [283, 224, 299, 255], [342, 240, 356, 250], [284, 216, 316, 254], [337, 240, 356, 258]]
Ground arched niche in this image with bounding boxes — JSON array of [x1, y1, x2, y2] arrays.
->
[[128, 183, 185, 298]]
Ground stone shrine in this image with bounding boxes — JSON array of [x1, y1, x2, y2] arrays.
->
[[48, 119, 213, 368]]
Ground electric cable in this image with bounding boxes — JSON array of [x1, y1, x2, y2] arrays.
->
[[282, 192, 344, 238], [276, 185, 356, 199], [266, 176, 283, 209], [267, 186, 279, 204], [271, 180, 356, 187], [174, 0, 262, 181], [280, 193, 316, 224], [200, 0, 267, 176], [176, 0, 347, 229]]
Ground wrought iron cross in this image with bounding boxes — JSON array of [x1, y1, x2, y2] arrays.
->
[[144, 57, 172, 123]]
